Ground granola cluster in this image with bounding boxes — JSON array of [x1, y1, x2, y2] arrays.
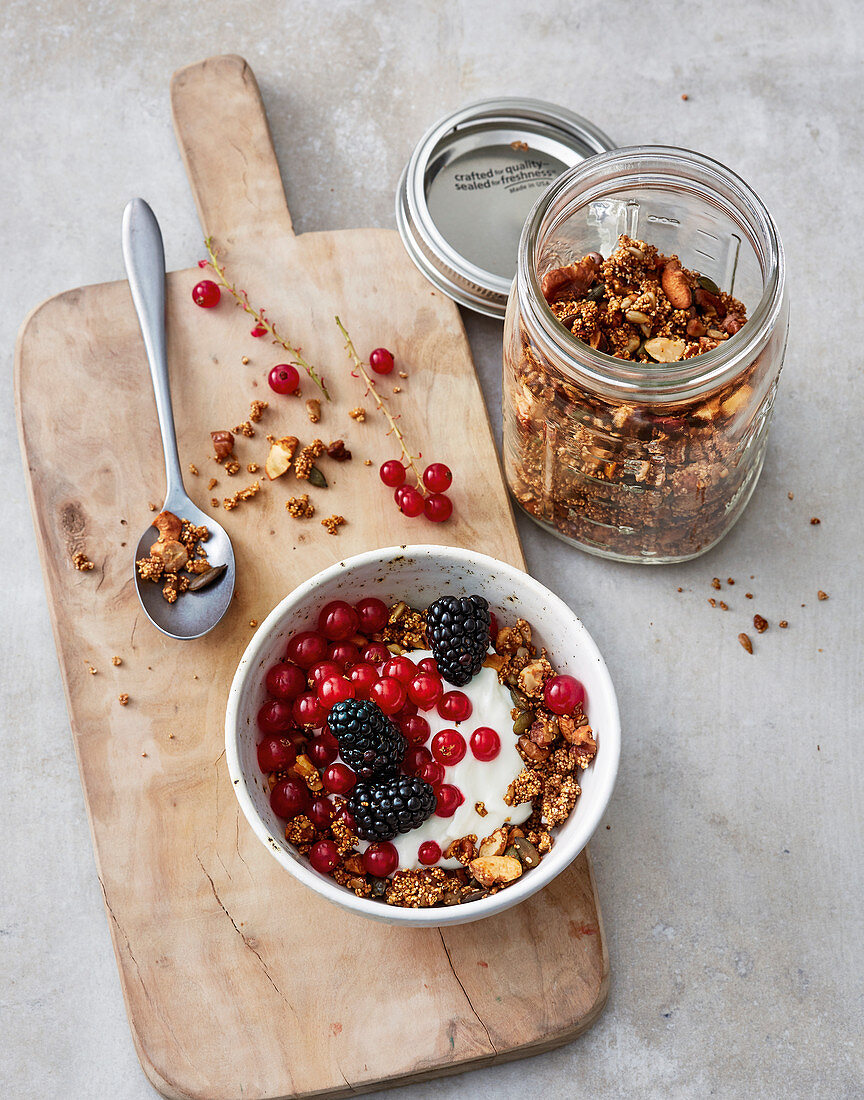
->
[[259, 602, 596, 909], [505, 234, 773, 560], [134, 510, 222, 602]]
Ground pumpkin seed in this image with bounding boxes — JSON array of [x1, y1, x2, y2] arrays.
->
[[509, 686, 530, 709], [512, 836, 541, 868], [504, 845, 520, 862], [697, 274, 721, 295], [463, 889, 487, 904], [587, 283, 605, 302], [370, 877, 388, 898], [513, 711, 534, 737], [187, 563, 227, 592], [386, 643, 405, 654], [307, 465, 328, 489]]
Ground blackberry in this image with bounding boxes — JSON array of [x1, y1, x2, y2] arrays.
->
[[326, 699, 406, 779], [425, 594, 491, 686], [348, 776, 437, 841]]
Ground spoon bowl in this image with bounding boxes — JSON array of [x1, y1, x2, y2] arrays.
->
[[123, 197, 236, 639]]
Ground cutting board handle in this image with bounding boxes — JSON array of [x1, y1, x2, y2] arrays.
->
[[171, 55, 294, 246]]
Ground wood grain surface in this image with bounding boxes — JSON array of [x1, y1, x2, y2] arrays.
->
[[15, 54, 607, 1100]]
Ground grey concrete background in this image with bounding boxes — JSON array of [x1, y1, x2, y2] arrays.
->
[[2, 2, 861, 1098]]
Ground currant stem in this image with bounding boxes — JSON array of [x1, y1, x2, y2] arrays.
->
[[334, 316, 425, 493], [203, 238, 330, 400]]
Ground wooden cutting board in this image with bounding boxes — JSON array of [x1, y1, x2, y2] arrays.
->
[[15, 55, 608, 1100]]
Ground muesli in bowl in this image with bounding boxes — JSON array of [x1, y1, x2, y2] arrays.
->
[[226, 546, 620, 927]]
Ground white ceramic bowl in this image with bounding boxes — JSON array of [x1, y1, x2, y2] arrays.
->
[[226, 545, 620, 927]]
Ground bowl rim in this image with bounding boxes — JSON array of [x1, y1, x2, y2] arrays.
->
[[225, 544, 620, 926]]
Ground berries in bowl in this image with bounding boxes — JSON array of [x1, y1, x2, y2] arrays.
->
[[226, 546, 620, 927]]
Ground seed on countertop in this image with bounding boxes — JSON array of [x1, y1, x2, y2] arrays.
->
[[711, 578, 721, 589], [738, 633, 753, 654], [727, 578, 735, 585], [708, 598, 717, 607], [753, 615, 768, 633], [779, 620, 789, 629], [810, 517, 821, 525], [719, 601, 728, 611], [745, 593, 753, 599], [307, 465, 328, 489]]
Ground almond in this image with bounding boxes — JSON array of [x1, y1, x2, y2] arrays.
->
[[149, 539, 188, 573], [644, 337, 687, 363], [661, 262, 693, 310], [469, 855, 523, 888], [265, 436, 298, 480], [478, 827, 509, 858]]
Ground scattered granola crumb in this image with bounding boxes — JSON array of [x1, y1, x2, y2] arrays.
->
[[223, 481, 261, 511], [708, 598, 717, 607], [246, 463, 260, 474], [111, 656, 122, 667], [249, 619, 258, 628], [87, 664, 97, 675], [141, 752, 148, 758], [118, 693, 129, 706], [810, 517, 821, 525], [211, 498, 220, 507], [711, 578, 721, 590], [392, 386, 402, 394], [738, 633, 753, 654], [349, 407, 366, 421], [398, 370, 408, 379], [779, 620, 789, 629], [233, 420, 255, 438], [753, 614, 768, 633], [745, 593, 753, 599], [207, 477, 218, 491], [681, 92, 689, 101], [677, 586, 683, 592], [364, 459, 372, 466], [72, 552, 95, 572], [249, 400, 268, 422], [295, 440, 326, 480], [817, 590, 829, 601], [188, 463, 199, 476], [285, 494, 315, 519], [224, 460, 241, 476], [306, 398, 321, 423], [241, 356, 250, 365], [168, 732, 175, 738], [718, 601, 728, 611], [475, 801, 488, 818], [321, 514, 346, 536], [727, 578, 735, 585], [788, 491, 794, 500], [148, 502, 157, 512]]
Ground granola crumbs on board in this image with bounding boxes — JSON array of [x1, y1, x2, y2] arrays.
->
[[111, 656, 122, 667], [72, 552, 95, 571], [118, 693, 129, 706], [223, 482, 261, 511], [188, 463, 199, 476], [249, 399, 268, 422], [285, 495, 315, 519], [349, 407, 366, 421], [321, 514, 346, 536]]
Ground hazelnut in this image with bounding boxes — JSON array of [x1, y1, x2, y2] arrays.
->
[[210, 430, 235, 460], [149, 540, 188, 573], [152, 510, 182, 541]]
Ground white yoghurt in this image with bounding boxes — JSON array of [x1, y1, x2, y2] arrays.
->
[[357, 650, 533, 870]]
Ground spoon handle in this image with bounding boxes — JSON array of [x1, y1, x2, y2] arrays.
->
[[122, 198, 185, 501]]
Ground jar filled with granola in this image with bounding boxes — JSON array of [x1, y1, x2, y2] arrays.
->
[[503, 146, 788, 563]]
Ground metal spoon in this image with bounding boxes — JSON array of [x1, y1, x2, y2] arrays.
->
[[122, 198, 235, 639]]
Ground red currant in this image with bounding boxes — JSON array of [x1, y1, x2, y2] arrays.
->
[[407, 672, 443, 709], [308, 660, 343, 687], [197, 259, 208, 269], [369, 676, 407, 715], [398, 714, 431, 744], [318, 600, 359, 641], [317, 675, 355, 709], [308, 733, 339, 768], [308, 797, 334, 828], [257, 737, 296, 772], [268, 363, 300, 395], [361, 642, 391, 665], [396, 699, 418, 718], [363, 841, 398, 876], [470, 726, 501, 762], [348, 662, 379, 699], [322, 762, 357, 794], [270, 778, 309, 819], [438, 691, 472, 723], [423, 494, 453, 523], [264, 661, 306, 701], [192, 279, 220, 308], [251, 323, 268, 337], [433, 784, 463, 818], [396, 486, 424, 517], [422, 463, 452, 493], [308, 839, 340, 874], [257, 699, 294, 735], [369, 347, 395, 375], [382, 656, 416, 684], [403, 745, 432, 776], [417, 657, 439, 676], [327, 640, 360, 668], [286, 631, 328, 669], [355, 596, 389, 633], [379, 460, 406, 488], [431, 729, 467, 766], [419, 759, 445, 786], [544, 674, 586, 715], [417, 840, 441, 865], [337, 806, 356, 831], [292, 692, 326, 728]]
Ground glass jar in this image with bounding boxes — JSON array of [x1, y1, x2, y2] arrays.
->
[[503, 146, 789, 563]]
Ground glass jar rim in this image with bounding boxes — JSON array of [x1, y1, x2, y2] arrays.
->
[[516, 145, 786, 401]]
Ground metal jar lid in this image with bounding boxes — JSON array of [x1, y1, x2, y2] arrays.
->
[[396, 97, 616, 319]]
